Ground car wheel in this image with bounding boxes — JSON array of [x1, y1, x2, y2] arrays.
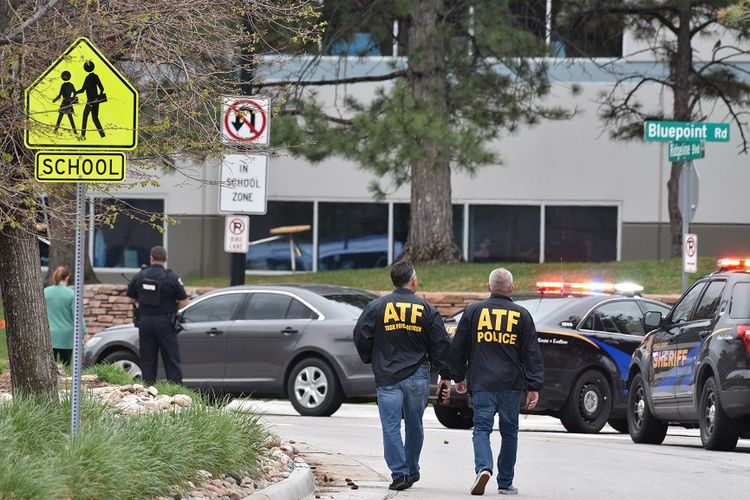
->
[[627, 373, 667, 444], [100, 350, 142, 379], [434, 404, 474, 429], [287, 358, 343, 417], [607, 418, 629, 434], [699, 376, 739, 451], [559, 369, 612, 433]]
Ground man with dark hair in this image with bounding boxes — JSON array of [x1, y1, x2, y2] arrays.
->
[[127, 245, 189, 385], [353, 260, 453, 491], [442, 268, 544, 496]]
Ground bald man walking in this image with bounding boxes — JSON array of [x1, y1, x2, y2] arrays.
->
[[443, 268, 544, 496]]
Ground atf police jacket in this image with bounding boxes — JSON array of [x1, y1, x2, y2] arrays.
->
[[353, 288, 451, 387], [445, 294, 544, 393]]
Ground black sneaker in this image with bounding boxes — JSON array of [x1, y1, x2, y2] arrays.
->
[[388, 475, 410, 491], [407, 472, 420, 487], [470, 470, 491, 495]]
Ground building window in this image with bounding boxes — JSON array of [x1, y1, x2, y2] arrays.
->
[[545, 206, 617, 263], [320, 1, 400, 56], [550, 0, 623, 58], [469, 205, 540, 263], [393, 204, 464, 260], [92, 198, 165, 268], [246, 201, 313, 271], [318, 202, 388, 270]]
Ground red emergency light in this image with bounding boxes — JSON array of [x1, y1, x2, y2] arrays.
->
[[536, 281, 643, 296], [717, 258, 750, 272]]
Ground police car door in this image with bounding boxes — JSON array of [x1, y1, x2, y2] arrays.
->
[[649, 281, 707, 419], [177, 291, 245, 391], [675, 279, 726, 420], [224, 292, 314, 393]]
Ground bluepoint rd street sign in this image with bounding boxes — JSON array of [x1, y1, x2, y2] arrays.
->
[[644, 121, 729, 143]]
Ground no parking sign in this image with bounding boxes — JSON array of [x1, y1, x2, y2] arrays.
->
[[684, 233, 698, 273]]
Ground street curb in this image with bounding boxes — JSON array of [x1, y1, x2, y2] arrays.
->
[[252, 462, 315, 500]]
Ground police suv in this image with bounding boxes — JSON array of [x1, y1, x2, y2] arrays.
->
[[628, 259, 750, 451], [435, 282, 672, 433]]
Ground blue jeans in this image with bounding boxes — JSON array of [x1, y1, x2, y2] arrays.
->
[[376, 366, 430, 479], [472, 390, 524, 488]]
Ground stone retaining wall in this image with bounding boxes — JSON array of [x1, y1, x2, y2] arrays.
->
[[83, 285, 680, 334]]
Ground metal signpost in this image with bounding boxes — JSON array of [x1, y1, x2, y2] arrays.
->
[[644, 120, 727, 291], [24, 37, 138, 434]]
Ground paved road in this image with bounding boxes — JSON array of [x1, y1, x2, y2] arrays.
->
[[233, 400, 750, 500]]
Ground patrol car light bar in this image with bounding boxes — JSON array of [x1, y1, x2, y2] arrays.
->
[[717, 258, 750, 272], [536, 281, 643, 295]]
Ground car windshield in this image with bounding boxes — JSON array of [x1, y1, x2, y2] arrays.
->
[[515, 297, 580, 322], [323, 293, 378, 316]]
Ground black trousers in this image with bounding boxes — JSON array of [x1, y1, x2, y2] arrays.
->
[[53, 348, 72, 366], [138, 314, 182, 385]]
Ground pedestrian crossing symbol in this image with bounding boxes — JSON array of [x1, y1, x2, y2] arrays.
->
[[24, 37, 138, 150]]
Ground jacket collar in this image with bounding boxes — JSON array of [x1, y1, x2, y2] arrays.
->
[[490, 294, 513, 301], [393, 287, 415, 295]]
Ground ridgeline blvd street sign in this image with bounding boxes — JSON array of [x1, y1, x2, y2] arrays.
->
[[25, 37, 139, 150], [669, 141, 704, 162], [224, 215, 250, 253], [221, 95, 271, 146], [219, 154, 268, 214], [35, 152, 125, 183], [644, 121, 730, 143]]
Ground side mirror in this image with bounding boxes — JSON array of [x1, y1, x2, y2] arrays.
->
[[644, 311, 663, 329], [174, 312, 184, 333]]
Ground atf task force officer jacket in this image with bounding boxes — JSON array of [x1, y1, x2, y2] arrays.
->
[[126, 264, 188, 315], [353, 288, 452, 388], [445, 294, 544, 393]]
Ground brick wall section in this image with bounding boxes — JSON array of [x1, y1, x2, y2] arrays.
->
[[83, 285, 681, 333]]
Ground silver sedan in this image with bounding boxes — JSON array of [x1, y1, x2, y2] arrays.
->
[[83, 284, 378, 416]]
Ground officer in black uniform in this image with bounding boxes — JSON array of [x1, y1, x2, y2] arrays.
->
[[127, 245, 189, 385], [443, 267, 544, 496], [353, 260, 453, 492]]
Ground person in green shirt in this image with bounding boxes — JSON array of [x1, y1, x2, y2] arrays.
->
[[44, 266, 87, 365]]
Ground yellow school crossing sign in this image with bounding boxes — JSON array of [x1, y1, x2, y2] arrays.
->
[[25, 37, 138, 150]]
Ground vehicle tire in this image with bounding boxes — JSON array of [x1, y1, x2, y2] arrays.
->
[[699, 376, 740, 451], [559, 369, 612, 433], [100, 350, 142, 379], [434, 404, 474, 429], [287, 358, 343, 417], [627, 373, 667, 444], [607, 418, 629, 434]]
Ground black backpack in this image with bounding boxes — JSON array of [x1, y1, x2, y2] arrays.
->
[[137, 269, 168, 306]]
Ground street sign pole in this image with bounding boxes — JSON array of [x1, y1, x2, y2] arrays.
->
[[681, 161, 692, 292], [71, 182, 86, 435]]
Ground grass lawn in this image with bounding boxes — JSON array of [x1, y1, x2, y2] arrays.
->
[[186, 257, 719, 295]]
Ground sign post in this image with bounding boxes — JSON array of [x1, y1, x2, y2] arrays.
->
[[644, 120, 727, 291], [25, 37, 137, 435]]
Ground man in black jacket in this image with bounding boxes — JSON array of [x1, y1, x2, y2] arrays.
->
[[353, 260, 452, 491], [443, 268, 544, 496]]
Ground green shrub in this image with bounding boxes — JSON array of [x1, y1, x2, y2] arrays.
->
[[83, 363, 135, 386], [0, 394, 269, 498]]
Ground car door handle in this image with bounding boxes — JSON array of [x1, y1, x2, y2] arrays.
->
[[281, 327, 299, 335], [205, 328, 223, 336]]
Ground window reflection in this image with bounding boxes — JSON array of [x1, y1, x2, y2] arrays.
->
[[93, 198, 164, 268], [545, 206, 616, 263], [469, 205, 540, 263], [246, 201, 313, 271], [318, 202, 388, 270]]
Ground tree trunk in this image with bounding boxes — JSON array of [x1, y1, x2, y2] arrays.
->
[[0, 227, 58, 398], [668, 4, 693, 258], [44, 186, 98, 285], [401, 0, 462, 265]]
